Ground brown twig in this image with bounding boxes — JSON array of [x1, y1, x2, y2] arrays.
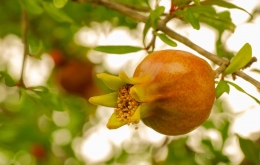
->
[[145, 31, 157, 52], [214, 62, 230, 79], [73, 0, 260, 89], [242, 56, 257, 70], [18, 8, 28, 88]]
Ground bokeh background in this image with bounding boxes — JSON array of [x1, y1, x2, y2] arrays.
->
[[0, 0, 260, 164]]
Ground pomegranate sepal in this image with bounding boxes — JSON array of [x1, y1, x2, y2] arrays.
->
[[129, 85, 147, 102], [107, 112, 127, 129], [97, 73, 127, 91], [130, 106, 141, 124], [89, 92, 118, 107], [119, 71, 149, 85]]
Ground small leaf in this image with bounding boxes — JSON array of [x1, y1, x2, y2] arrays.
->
[[28, 86, 49, 93], [143, 17, 152, 44], [200, 11, 235, 32], [251, 68, 260, 74], [42, 2, 73, 23], [237, 135, 260, 165], [20, 0, 43, 15], [53, 0, 68, 8], [150, 6, 165, 29], [192, 0, 200, 5], [143, 6, 165, 44], [201, 0, 252, 17], [184, 11, 200, 30], [226, 81, 260, 105], [0, 72, 16, 87], [175, 10, 200, 30], [156, 33, 177, 47], [215, 80, 230, 98], [93, 45, 143, 54], [224, 43, 252, 75], [27, 36, 43, 56], [186, 6, 216, 14]]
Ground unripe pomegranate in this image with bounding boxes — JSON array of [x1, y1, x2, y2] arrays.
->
[[50, 49, 98, 99], [30, 143, 46, 161], [89, 50, 215, 135]]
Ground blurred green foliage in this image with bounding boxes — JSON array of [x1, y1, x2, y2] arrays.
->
[[0, 0, 260, 165]]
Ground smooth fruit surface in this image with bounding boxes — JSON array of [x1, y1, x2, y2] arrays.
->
[[134, 50, 215, 135], [89, 49, 215, 136]]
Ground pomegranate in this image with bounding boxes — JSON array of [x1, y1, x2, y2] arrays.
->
[[89, 50, 215, 135]]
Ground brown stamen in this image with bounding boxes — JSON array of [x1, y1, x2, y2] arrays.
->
[[114, 84, 139, 125]]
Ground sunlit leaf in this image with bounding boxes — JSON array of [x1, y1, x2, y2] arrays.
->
[[226, 81, 260, 104], [201, 0, 252, 17], [53, 0, 68, 8], [156, 33, 177, 47], [215, 80, 230, 98], [199, 11, 235, 32], [94, 45, 143, 54], [185, 11, 200, 30], [150, 6, 165, 29], [224, 43, 252, 75], [175, 10, 200, 30], [143, 6, 165, 45], [42, 1, 73, 23], [20, 0, 43, 14], [237, 135, 260, 165]]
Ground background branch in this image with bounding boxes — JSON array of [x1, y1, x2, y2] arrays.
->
[[19, 8, 28, 88], [76, 0, 260, 89]]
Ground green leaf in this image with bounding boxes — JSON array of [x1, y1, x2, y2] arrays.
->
[[186, 6, 216, 14], [150, 6, 165, 29], [27, 36, 43, 57], [251, 68, 260, 74], [4, 74, 15, 87], [185, 11, 200, 30], [42, 2, 73, 23], [143, 16, 152, 45], [224, 43, 252, 75], [192, 0, 200, 5], [200, 11, 235, 32], [143, 6, 165, 45], [215, 80, 230, 98], [0, 72, 16, 87], [53, 0, 68, 8], [237, 135, 260, 165], [226, 81, 260, 105], [93, 45, 143, 54], [28, 86, 49, 93], [201, 0, 252, 17], [20, 0, 43, 15], [175, 10, 200, 30], [156, 33, 177, 47]]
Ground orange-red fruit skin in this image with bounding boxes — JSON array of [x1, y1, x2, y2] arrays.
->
[[134, 50, 215, 135]]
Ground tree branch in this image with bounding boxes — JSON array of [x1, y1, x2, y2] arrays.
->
[[74, 0, 260, 89]]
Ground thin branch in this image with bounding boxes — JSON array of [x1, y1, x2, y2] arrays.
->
[[74, 0, 260, 89], [115, 1, 150, 13], [19, 8, 28, 88], [214, 62, 230, 79]]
